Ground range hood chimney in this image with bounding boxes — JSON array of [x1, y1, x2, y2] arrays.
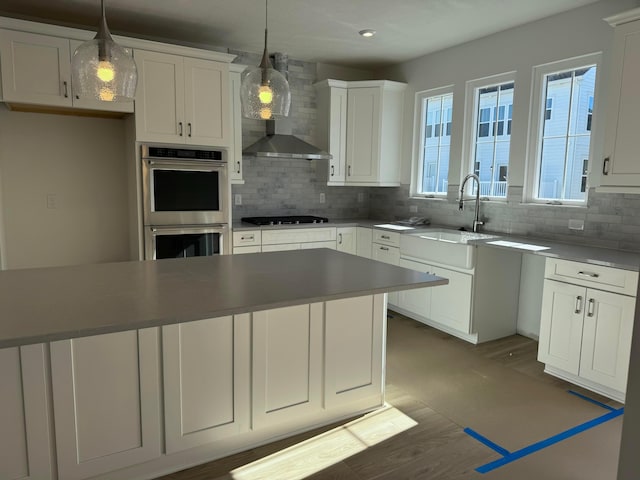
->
[[242, 53, 331, 161]]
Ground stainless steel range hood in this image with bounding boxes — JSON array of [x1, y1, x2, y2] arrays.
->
[[243, 118, 331, 160], [242, 52, 331, 161]]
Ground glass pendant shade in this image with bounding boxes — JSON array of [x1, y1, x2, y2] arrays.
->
[[71, 0, 137, 102], [240, 0, 291, 120], [240, 64, 290, 119]]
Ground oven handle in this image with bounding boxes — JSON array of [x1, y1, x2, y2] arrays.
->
[[146, 158, 227, 168], [149, 225, 228, 235]]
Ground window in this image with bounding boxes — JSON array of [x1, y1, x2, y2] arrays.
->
[[465, 73, 515, 199], [412, 86, 454, 196], [529, 54, 600, 203]]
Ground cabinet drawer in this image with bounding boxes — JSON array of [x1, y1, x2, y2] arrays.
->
[[262, 228, 336, 245], [545, 258, 638, 296], [233, 230, 261, 247], [372, 229, 400, 247], [372, 243, 400, 265]]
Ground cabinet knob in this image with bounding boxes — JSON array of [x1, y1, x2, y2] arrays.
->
[[602, 157, 610, 175]]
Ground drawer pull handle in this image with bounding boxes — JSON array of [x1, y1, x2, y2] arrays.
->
[[380, 246, 389, 251], [330, 165, 335, 177], [578, 271, 600, 278], [587, 298, 595, 317], [241, 235, 254, 241], [338, 233, 343, 244], [63, 81, 69, 98], [381, 235, 390, 240], [575, 295, 582, 314], [178, 122, 183, 136], [237, 161, 241, 174]]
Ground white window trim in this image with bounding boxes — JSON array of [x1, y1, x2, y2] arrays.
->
[[524, 52, 602, 205], [410, 84, 454, 198], [462, 71, 516, 201]]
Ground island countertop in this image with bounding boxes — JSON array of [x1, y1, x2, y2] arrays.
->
[[0, 249, 446, 349]]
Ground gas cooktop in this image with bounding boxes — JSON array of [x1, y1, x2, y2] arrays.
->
[[241, 215, 329, 226]]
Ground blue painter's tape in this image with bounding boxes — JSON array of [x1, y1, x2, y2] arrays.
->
[[464, 427, 511, 457], [476, 408, 624, 474], [568, 390, 616, 411]]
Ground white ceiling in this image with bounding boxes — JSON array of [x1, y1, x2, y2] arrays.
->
[[0, 0, 600, 68]]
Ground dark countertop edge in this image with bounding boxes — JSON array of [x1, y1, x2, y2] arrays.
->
[[232, 219, 640, 271]]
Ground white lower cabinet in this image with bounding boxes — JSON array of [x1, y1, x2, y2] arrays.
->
[[398, 259, 472, 334], [372, 231, 401, 307], [252, 304, 324, 429], [336, 227, 357, 254], [356, 227, 373, 258], [325, 294, 385, 408], [50, 329, 162, 480], [0, 344, 54, 480], [538, 258, 638, 401], [162, 315, 250, 453]]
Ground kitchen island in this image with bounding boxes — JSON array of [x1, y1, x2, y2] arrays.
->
[[0, 249, 445, 480]]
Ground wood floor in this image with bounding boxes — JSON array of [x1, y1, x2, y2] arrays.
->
[[156, 312, 623, 480]]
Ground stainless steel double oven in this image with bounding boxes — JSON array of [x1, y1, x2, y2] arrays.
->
[[141, 144, 230, 260]]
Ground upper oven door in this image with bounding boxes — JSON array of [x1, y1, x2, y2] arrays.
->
[[142, 158, 228, 226]]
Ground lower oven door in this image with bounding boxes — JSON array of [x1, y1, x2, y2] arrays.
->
[[144, 225, 229, 260]]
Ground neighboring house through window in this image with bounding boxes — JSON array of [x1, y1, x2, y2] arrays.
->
[[412, 86, 454, 196], [527, 53, 600, 203], [464, 72, 515, 199]]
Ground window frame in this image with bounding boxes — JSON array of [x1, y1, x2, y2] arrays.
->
[[525, 53, 602, 205], [411, 85, 455, 198], [462, 71, 516, 201]]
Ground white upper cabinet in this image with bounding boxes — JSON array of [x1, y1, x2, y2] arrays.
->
[[315, 79, 406, 187], [134, 49, 230, 147], [599, 10, 640, 192], [0, 29, 133, 113]]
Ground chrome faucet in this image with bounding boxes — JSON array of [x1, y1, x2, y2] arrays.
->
[[459, 173, 484, 233]]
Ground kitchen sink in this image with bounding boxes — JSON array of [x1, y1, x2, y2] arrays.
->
[[400, 230, 498, 269]]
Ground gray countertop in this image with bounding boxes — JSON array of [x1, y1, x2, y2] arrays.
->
[[0, 249, 446, 349], [233, 219, 640, 271]]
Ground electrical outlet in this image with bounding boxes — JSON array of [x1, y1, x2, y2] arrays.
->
[[568, 219, 584, 231], [409, 205, 418, 213], [46, 193, 58, 209], [234, 194, 242, 206], [319, 192, 326, 204], [358, 192, 365, 203]]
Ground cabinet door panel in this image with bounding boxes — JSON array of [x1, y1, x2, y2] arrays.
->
[[51, 329, 161, 480], [252, 304, 322, 429], [336, 227, 356, 254], [538, 280, 584, 375], [184, 58, 230, 147], [430, 266, 472, 334], [135, 50, 185, 143], [356, 227, 372, 259], [0, 345, 54, 480], [346, 87, 380, 182], [580, 289, 635, 392], [0, 30, 71, 106], [398, 258, 432, 318], [329, 87, 348, 182], [325, 295, 384, 408], [163, 315, 250, 453]]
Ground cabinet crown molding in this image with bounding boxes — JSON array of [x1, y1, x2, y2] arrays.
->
[[314, 79, 407, 90], [605, 7, 640, 27]]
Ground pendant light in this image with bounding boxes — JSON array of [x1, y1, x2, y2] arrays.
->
[[240, 0, 291, 120], [71, 0, 137, 102]]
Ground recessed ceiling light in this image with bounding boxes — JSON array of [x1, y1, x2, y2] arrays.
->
[[359, 29, 376, 38]]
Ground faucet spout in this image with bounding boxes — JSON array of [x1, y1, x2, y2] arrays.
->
[[459, 173, 484, 232]]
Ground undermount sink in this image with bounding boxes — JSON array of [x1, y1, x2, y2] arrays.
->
[[400, 230, 498, 269]]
